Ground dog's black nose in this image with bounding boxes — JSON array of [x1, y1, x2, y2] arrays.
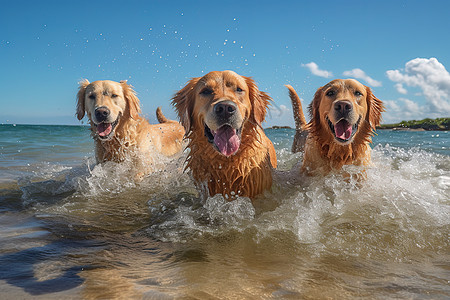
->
[[95, 106, 110, 122], [334, 100, 353, 115], [214, 101, 237, 118]]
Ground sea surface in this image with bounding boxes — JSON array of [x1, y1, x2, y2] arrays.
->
[[0, 124, 449, 299]]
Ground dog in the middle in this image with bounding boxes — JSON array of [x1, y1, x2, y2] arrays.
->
[[172, 70, 277, 200]]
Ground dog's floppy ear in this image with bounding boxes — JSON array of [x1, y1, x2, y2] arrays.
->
[[76, 79, 90, 120], [365, 86, 385, 129], [120, 80, 141, 120], [308, 85, 324, 130], [172, 77, 200, 133], [244, 76, 271, 126]]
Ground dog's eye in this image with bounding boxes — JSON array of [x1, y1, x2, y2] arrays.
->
[[88, 94, 96, 100], [200, 88, 213, 95], [111, 94, 118, 98], [355, 91, 363, 97], [236, 87, 243, 93], [326, 90, 335, 97]]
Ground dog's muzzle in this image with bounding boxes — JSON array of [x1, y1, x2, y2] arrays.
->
[[204, 100, 242, 156]]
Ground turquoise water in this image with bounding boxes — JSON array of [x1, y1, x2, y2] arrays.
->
[[0, 124, 449, 299]]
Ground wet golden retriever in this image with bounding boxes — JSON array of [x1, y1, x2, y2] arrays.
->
[[172, 70, 277, 200], [76, 80, 185, 178], [287, 79, 384, 176]]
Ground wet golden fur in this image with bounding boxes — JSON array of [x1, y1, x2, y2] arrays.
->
[[288, 79, 384, 176], [172, 70, 277, 199], [76, 80, 185, 177]]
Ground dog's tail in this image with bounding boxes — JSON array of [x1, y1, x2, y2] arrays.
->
[[286, 85, 308, 153], [156, 107, 169, 123], [285, 85, 307, 131]]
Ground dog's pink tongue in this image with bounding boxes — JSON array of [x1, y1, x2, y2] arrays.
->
[[213, 126, 240, 156], [335, 120, 352, 140], [97, 123, 112, 137]]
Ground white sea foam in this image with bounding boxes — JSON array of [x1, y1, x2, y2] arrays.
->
[[11, 139, 449, 261], [2, 126, 449, 298], [135, 145, 450, 263]]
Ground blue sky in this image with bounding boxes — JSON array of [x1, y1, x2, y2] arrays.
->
[[1, 0, 450, 127]]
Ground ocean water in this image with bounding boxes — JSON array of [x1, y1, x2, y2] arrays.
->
[[0, 124, 449, 299]]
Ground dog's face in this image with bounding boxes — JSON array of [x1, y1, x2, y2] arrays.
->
[[311, 79, 382, 144], [76, 80, 140, 140], [173, 70, 270, 157]]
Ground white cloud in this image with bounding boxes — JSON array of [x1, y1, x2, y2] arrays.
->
[[383, 98, 425, 123], [384, 100, 400, 112], [342, 68, 382, 87], [269, 104, 291, 118], [266, 104, 295, 127], [302, 62, 333, 78], [394, 83, 408, 94], [400, 98, 421, 115], [386, 57, 450, 114]]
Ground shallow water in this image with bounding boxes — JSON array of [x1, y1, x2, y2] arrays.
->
[[0, 124, 449, 299]]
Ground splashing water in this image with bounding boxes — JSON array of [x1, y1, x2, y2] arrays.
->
[[0, 125, 449, 298]]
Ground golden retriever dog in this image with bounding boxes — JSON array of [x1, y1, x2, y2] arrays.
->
[[172, 70, 277, 200], [76, 79, 185, 178], [287, 79, 384, 176]]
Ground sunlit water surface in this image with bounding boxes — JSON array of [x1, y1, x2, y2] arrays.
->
[[0, 125, 449, 299]]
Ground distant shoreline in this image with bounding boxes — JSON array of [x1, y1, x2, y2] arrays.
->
[[0, 123, 89, 128], [266, 126, 293, 130], [2, 117, 449, 132], [377, 117, 449, 131], [266, 117, 450, 131]]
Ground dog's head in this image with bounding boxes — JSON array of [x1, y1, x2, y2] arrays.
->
[[309, 79, 384, 145], [76, 80, 141, 140], [172, 70, 271, 157]]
